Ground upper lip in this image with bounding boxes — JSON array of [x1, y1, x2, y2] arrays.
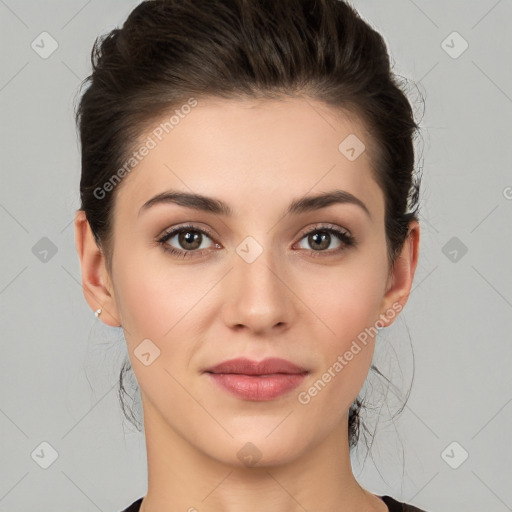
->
[[204, 357, 308, 375]]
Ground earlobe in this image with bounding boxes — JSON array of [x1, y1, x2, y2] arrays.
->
[[74, 210, 121, 327], [377, 221, 420, 329]]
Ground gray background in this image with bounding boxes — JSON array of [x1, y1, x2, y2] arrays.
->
[[1, 1, 511, 511]]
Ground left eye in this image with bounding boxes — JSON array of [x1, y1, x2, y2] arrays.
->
[[295, 226, 354, 254]]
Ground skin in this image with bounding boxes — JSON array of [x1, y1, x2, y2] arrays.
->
[[75, 96, 419, 512]]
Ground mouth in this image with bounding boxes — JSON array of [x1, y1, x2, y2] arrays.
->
[[204, 357, 309, 401], [204, 357, 309, 376]]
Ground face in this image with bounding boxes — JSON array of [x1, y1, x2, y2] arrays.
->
[[92, 97, 414, 467]]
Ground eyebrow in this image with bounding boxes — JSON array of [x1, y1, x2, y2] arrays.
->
[[138, 189, 371, 220]]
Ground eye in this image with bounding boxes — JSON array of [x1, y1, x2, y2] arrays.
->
[[295, 224, 356, 257], [157, 223, 357, 259], [157, 224, 219, 259]]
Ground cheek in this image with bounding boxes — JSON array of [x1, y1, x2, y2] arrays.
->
[[297, 277, 381, 419], [114, 270, 170, 338], [112, 253, 217, 356], [315, 284, 380, 381], [304, 260, 385, 344], [114, 265, 206, 397], [298, 254, 386, 400]]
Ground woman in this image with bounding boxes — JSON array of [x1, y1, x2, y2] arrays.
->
[[74, 0, 426, 510]]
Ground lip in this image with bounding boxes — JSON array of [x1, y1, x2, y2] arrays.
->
[[205, 357, 308, 375], [204, 357, 309, 401]]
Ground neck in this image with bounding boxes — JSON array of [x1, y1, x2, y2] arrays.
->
[[138, 399, 387, 512]]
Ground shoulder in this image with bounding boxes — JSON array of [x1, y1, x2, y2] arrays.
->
[[379, 495, 430, 512], [119, 497, 143, 512]]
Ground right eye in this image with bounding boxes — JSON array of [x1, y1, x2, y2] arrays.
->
[[157, 224, 220, 259]]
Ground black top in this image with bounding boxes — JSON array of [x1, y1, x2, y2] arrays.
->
[[121, 495, 428, 511]]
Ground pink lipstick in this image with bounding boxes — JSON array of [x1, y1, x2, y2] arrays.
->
[[204, 357, 308, 401]]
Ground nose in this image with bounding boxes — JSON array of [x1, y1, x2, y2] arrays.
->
[[221, 244, 294, 335]]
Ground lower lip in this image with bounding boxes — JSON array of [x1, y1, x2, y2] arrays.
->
[[206, 372, 308, 401]]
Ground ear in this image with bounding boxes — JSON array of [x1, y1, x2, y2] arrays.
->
[[377, 220, 420, 328], [74, 209, 121, 327]]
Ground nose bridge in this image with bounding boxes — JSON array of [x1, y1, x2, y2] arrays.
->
[[223, 233, 292, 331]]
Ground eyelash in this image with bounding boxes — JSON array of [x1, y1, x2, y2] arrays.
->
[[156, 223, 356, 259]]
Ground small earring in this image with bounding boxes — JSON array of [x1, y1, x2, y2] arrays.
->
[[94, 308, 102, 318]]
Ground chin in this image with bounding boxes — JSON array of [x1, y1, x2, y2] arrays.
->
[[201, 432, 310, 470]]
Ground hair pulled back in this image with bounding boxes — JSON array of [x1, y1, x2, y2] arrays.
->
[[75, 0, 423, 448]]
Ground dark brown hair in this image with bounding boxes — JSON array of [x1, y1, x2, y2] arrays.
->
[[75, 0, 423, 449]]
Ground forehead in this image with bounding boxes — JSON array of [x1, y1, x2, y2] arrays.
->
[[113, 96, 384, 223]]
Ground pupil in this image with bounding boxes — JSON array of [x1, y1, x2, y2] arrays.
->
[[181, 231, 200, 249], [311, 232, 329, 250]]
